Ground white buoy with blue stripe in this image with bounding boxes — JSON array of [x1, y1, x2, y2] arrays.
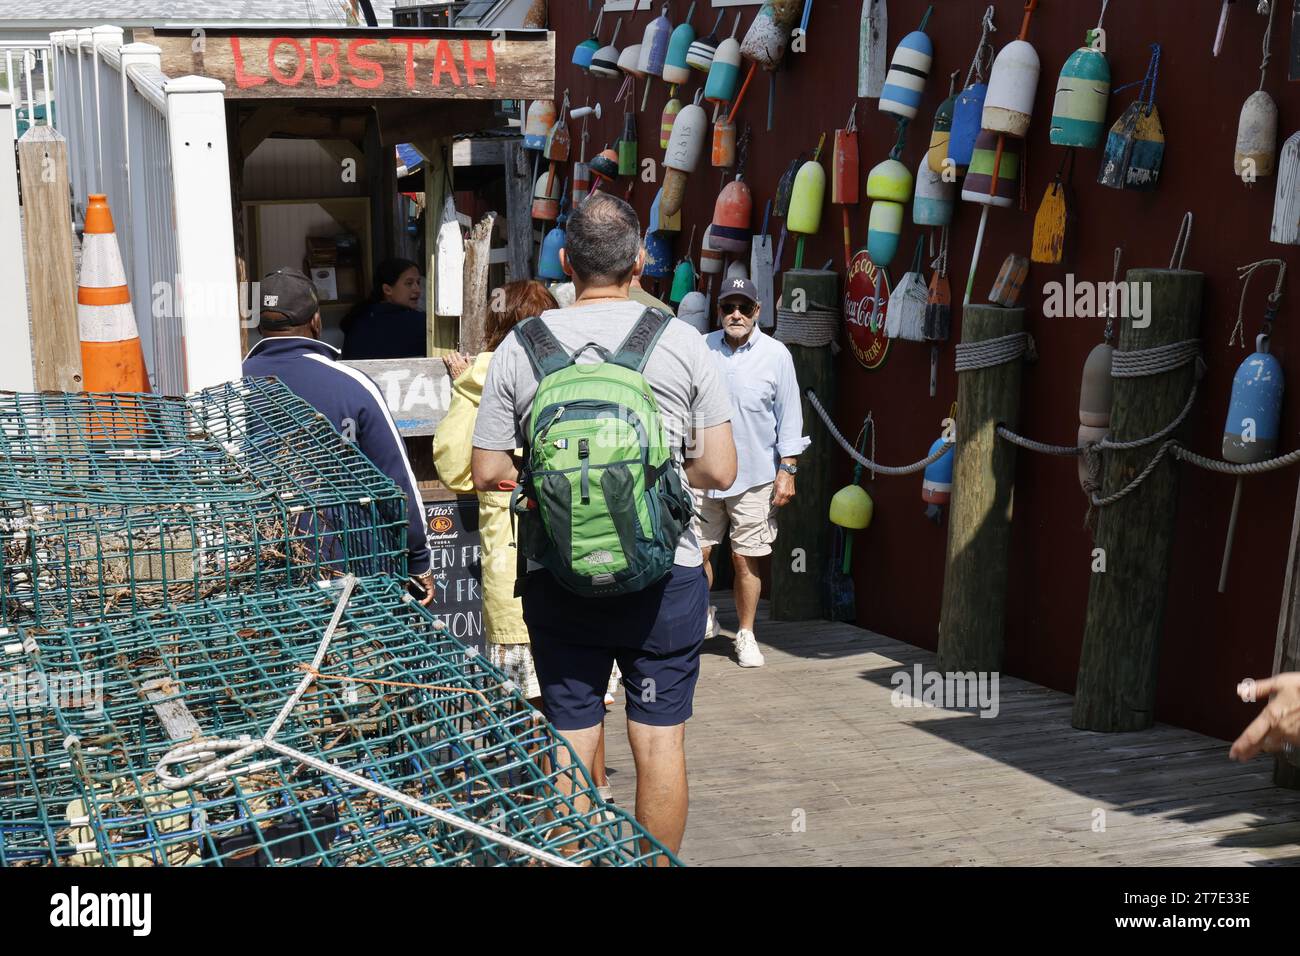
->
[[879, 7, 935, 122]]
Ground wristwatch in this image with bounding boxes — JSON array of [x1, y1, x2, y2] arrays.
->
[[778, 463, 798, 476]]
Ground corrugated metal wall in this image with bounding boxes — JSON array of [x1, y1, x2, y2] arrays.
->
[[553, 0, 1300, 741]]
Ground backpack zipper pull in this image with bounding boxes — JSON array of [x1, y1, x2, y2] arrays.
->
[[537, 405, 566, 444], [579, 438, 591, 504]]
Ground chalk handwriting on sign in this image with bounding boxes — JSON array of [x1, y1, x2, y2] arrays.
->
[[134, 28, 555, 101], [342, 358, 450, 437]]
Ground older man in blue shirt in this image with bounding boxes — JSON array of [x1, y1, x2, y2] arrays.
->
[[695, 277, 810, 667]]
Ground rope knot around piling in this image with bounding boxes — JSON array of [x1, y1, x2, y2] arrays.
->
[[953, 332, 1035, 373]]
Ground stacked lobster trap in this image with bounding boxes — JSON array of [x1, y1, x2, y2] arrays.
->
[[0, 381, 672, 867], [0, 379, 408, 627]]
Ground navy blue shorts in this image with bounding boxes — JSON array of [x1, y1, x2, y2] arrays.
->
[[521, 564, 707, 730]]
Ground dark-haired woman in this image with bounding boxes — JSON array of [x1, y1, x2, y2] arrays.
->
[[341, 258, 426, 360]]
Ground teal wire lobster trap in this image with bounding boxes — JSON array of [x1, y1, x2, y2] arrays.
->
[[0, 575, 675, 867], [0, 380, 409, 627]]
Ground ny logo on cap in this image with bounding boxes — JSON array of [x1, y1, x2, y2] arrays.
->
[[263, 294, 279, 306], [731, 279, 745, 289]]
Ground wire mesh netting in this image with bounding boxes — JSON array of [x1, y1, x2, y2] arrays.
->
[[0, 575, 675, 867], [0, 380, 409, 627]]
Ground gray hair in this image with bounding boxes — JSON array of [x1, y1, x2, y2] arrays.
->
[[565, 192, 642, 285]]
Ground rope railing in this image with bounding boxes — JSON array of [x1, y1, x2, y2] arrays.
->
[[806, 390, 952, 476]]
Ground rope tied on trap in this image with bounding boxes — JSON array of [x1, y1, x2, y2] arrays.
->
[[152, 575, 576, 868]]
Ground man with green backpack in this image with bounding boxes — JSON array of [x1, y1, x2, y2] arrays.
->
[[471, 193, 737, 858]]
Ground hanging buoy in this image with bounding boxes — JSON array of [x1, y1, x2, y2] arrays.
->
[[1236, 91, 1278, 182], [1080, 343, 1114, 431], [961, 130, 1021, 208], [1273, 131, 1300, 244], [643, 230, 674, 279], [638, 5, 674, 79], [924, 240, 952, 345], [662, 94, 707, 215], [574, 9, 605, 71], [572, 161, 591, 206], [712, 179, 753, 253], [700, 225, 725, 275], [983, 38, 1040, 138], [661, 97, 682, 150], [866, 157, 912, 269], [788, 154, 827, 237], [671, 256, 697, 304], [678, 290, 709, 332], [705, 13, 744, 105], [949, 83, 988, 172], [538, 223, 567, 280], [532, 173, 562, 220], [1099, 44, 1164, 191], [1224, 345, 1283, 463], [741, 0, 802, 72], [618, 44, 645, 78], [859, 0, 888, 100], [524, 100, 556, 150], [663, 3, 698, 86], [727, 260, 750, 281], [921, 436, 954, 523], [688, 9, 726, 73], [885, 238, 928, 342], [1050, 34, 1111, 148], [914, 155, 955, 227], [649, 185, 682, 234], [1031, 154, 1075, 264], [713, 116, 737, 168], [879, 7, 935, 122], [833, 122, 860, 207], [589, 146, 621, 186], [618, 112, 638, 177], [544, 111, 570, 163], [830, 483, 874, 529], [926, 87, 957, 175], [590, 19, 625, 78], [988, 254, 1029, 307]]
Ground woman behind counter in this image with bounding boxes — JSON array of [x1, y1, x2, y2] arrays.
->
[[341, 258, 426, 360]]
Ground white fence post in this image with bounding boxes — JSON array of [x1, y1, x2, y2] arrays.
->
[[0, 91, 35, 391], [165, 75, 241, 391]]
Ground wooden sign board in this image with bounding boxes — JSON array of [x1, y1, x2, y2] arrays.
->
[[343, 356, 450, 436], [134, 27, 554, 100], [424, 496, 485, 654]]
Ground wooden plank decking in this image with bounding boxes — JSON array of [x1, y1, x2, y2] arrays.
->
[[603, 595, 1300, 866]]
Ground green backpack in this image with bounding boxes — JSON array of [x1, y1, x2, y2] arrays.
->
[[511, 307, 694, 597]]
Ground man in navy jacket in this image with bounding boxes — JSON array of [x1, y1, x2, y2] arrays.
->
[[242, 268, 433, 603]]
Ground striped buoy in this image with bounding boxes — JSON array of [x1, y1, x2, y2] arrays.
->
[[948, 82, 987, 171], [590, 19, 624, 78], [1235, 90, 1278, 181], [572, 161, 591, 206], [913, 155, 955, 227], [961, 130, 1020, 208], [879, 12, 934, 122], [1051, 42, 1110, 149], [712, 178, 753, 253], [1272, 131, 1300, 244], [532, 174, 562, 220], [700, 225, 725, 275], [523, 100, 555, 150], [663, 3, 697, 85], [661, 97, 682, 149], [638, 5, 674, 79], [78, 194, 148, 392], [983, 39, 1040, 138], [688, 10, 726, 72], [866, 158, 911, 268], [662, 96, 707, 216], [590, 146, 620, 185]]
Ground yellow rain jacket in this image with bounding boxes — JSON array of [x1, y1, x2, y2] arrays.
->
[[431, 352, 528, 644]]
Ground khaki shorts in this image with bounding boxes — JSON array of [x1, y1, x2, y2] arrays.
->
[[692, 482, 778, 557]]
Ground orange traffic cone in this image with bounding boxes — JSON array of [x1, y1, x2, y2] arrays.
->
[[78, 194, 148, 393]]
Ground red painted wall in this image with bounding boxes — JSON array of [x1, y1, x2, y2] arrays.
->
[[550, 0, 1300, 741]]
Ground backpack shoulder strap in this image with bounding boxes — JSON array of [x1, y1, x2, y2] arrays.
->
[[611, 307, 673, 373], [513, 317, 573, 380]]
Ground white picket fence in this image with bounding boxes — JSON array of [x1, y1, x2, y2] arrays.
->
[[46, 27, 242, 395]]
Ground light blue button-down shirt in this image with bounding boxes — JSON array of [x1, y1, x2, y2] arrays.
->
[[704, 327, 811, 499]]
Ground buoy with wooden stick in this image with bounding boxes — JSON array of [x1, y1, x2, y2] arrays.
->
[[926, 71, 960, 174], [859, 0, 888, 100], [1220, 258, 1287, 591], [661, 89, 707, 215], [589, 145, 620, 187], [879, 5, 934, 122], [663, 3, 698, 86], [742, 0, 804, 71], [1234, 0, 1279, 183], [982, 0, 1040, 137], [524, 100, 556, 150], [573, 7, 604, 70], [712, 126, 753, 254], [661, 96, 681, 150], [788, 134, 828, 269], [705, 12, 744, 107], [590, 19, 624, 78], [638, 4, 674, 80]]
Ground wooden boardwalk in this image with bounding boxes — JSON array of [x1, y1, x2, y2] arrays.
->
[[603, 595, 1300, 866]]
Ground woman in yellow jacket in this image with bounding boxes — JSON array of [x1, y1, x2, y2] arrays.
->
[[432, 281, 558, 705]]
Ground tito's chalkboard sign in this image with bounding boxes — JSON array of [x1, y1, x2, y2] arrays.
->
[[424, 496, 484, 654], [134, 27, 554, 100]]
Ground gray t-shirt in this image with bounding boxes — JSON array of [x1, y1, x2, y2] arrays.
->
[[473, 299, 733, 567]]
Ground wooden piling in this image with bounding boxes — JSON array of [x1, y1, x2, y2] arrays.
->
[[1073, 268, 1204, 733], [17, 124, 81, 392], [936, 305, 1026, 673], [459, 213, 496, 354], [770, 344, 834, 621]]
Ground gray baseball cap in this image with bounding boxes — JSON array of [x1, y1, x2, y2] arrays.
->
[[717, 276, 758, 305], [259, 268, 320, 329]]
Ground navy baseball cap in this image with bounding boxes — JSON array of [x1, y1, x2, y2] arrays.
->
[[718, 276, 758, 304]]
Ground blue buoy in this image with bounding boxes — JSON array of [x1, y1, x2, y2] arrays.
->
[[1223, 334, 1284, 463], [538, 225, 567, 281], [921, 436, 953, 523], [948, 82, 988, 171]]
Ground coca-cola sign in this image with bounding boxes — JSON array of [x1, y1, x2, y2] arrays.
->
[[845, 249, 891, 370]]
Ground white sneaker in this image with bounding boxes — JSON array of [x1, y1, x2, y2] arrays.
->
[[705, 604, 719, 639], [734, 629, 765, 668]]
